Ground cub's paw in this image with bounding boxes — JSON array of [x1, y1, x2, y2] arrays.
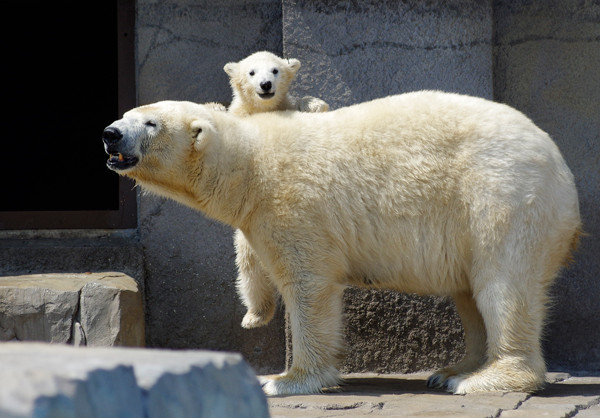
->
[[241, 310, 273, 329], [204, 102, 227, 112], [298, 96, 329, 113]]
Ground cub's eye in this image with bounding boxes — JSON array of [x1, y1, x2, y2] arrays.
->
[[145, 121, 156, 127], [249, 70, 255, 76], [272, 68, 278, 74]]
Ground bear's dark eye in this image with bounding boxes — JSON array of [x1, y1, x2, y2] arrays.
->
[[249, 70, 255, 76], [145, 121, 156, 127], [272, 68, 278, 75]]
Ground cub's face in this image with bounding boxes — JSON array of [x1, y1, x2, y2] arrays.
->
[[224, 51, 300, 105], [102, 101, 214, 175]]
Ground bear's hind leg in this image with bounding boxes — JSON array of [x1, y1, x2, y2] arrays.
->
[[445, 274, 548, 394], [261, 279, 344, 395], [234, 230, 277, 328], [427, 292, 487, 388]]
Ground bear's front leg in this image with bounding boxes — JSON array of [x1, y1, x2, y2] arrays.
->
[[261, 278, 345, 395], [234, 230, 277, 328]]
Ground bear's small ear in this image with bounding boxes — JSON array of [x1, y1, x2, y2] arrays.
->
[[287, 58, 301, 74], [223, 62, 238, 77], [191, 119, 215, 151]]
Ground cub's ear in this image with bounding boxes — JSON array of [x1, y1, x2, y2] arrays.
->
[[223, 62, 238, 77], [287, 58, 301, 74], [190, 119, 215, 151]]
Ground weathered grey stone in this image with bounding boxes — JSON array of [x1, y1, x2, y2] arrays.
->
[[0, 273, 144, 347], [0, 343, 268, 418], [80, 278, 145, 347], [0, 277, 81, 343]]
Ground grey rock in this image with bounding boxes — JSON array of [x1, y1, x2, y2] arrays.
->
[[80, 278, 145, 347], [0, 278, 81, 343], [0, 343, 268, 418], [0, 273, 144, 347]]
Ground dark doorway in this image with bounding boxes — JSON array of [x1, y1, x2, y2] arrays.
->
[[0, 0, 136, 229]]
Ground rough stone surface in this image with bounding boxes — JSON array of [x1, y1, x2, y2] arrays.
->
[[267, 373, 600, 417], [0, 343, 269, 418], [341, 291, 464, 373], [0, 273, 144, 347]]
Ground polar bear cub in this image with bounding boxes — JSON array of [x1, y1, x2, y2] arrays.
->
[[224, 51, 329, 329], [224, 51, 329, 116]]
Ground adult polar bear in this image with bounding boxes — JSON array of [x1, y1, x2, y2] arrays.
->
[[102, 91, 581, 396]]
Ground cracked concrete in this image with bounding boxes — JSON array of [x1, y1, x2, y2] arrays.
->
[[267, 373, 600, 417]]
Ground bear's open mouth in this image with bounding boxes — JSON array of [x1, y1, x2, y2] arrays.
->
[[258, 92, 275, 100], [106, 153, 139, 171]]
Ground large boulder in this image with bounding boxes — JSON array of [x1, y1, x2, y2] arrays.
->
[[0, 273, 144, 346], [0, 343, 269, 418]]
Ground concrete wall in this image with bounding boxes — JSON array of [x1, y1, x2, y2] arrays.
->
[[134, 0, 600, 374]]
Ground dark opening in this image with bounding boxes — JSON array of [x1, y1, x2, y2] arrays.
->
[[0, 0, 136, 228]]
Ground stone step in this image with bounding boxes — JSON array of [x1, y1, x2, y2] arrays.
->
[[0, 343, 269, 418], [0, 272, 144, 347]]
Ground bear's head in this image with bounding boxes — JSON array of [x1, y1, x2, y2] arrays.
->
[[224, 51, 301, 111], [102, 101, 216, 177]]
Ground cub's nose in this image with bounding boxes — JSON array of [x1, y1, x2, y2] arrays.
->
[[260, 81, 272, 92], [102, 126, 123, 145]]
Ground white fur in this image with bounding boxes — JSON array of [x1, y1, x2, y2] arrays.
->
[[106, 91, 581, 396], [224, 51, 329, 116]]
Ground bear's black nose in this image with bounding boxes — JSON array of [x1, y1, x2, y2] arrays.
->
[[260, 81, 272, 92], [102, 126, 123, 145]]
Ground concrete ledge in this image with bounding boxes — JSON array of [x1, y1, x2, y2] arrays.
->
[[0, 273, 144, 347], [0, 343, 269, 418]]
